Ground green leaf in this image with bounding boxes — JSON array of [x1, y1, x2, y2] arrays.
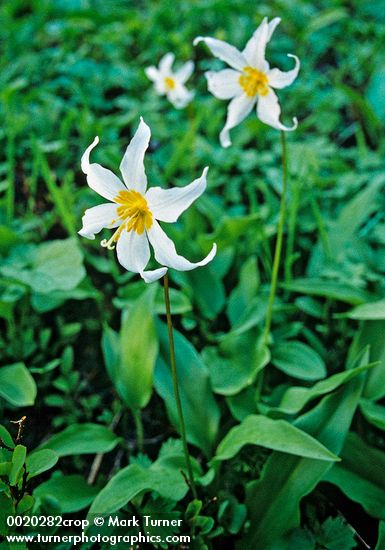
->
[[16, 495, 35, 515], [237, 353, 366, 549], [0, 363, 37, 407], [344, 299, 385, 320], [88, 446, 201, 519], [9, 445, 26, 486], [376, 521, 385, 550], [281, 278, 372, 305], [272, 341, 326, 381], [34, 474, 99, 513], [227, 256, 259, 326], [26, 449, 59, 479], [272, 361, 374, 415], [214, 415, 339, 462], [204, 332, 269, 396], [0, 425, 15, 449], [324, 432, 385, 519], [360, 398, 385, 430], [316, 517, 357, 550], [367, 65, 385, 122], [349, 321, 385, 400], [154, 321, 220, 456], [0, 492, 15, 536], [184, 267, 225, 320], [104, 285, 158, 410], [39, 423, 120, 456], [2, 239, 86, 294]]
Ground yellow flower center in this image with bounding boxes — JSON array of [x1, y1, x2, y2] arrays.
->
[[239, 67, 269, 97], [164, 77, 176, 90], [101, 190, 153, 250]]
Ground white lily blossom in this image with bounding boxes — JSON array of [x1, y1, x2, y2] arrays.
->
[[194, 17, 300, 147], [79, 118, 216, 283], [145, 53, 195, 109]]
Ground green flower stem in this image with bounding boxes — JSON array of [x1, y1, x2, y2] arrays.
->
[[263, 130, 288, 347], [163, 273, 198, 499], [132, 408, 144, 453], [256, 132, 288, 402]]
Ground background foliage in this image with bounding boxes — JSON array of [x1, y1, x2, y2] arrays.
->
[[1, 0, 385, 548]]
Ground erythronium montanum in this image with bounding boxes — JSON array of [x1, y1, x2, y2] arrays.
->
[[145, 53, 195, 109], [79, 118, 217, 497], [194, 16, 300, 148], [195, 17, 299, 397]]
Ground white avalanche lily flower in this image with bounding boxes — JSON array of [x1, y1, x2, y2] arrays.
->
[[79, 118, 216, 283], [145, 53, 195, 109], [194, 17, 300, 147]]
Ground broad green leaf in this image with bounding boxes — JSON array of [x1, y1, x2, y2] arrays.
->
[[226, 386, 258, 422], [16, 494, 34, 515], [202, 213, 261, 249], [0, 492, 15, 536], [349, 320, 385, 400], [227, 256, 259, 326], [376, 521, 385, 550], [281, 278, 372, 305], [184, 267, 225, 320], [324, 432, 385, 519], [214, 415, 339, 462], [39, 423, 120, 456], [272, 341, 326, 381], [0, 363, 37, 407], [154, 321, 220, 456], [204, 331, 269, 396], [315, 517, 357, 550], [367, 65, 385, 121], [2, 239, 86, 294], [0, 425, 14, 449], [105, 285, 158, 410], [26, 449, 59, 479], [272, 361, 374, 415], [360, 399, 385, 430], [34, 474, 99, 513], [327, 175, 383, 254], [344, 299, 385, 320], [0, 462, 11, 476], [114, 282, 192, 315], [31, 238, 86, 293], [9, 445, 27, 486], [237, 353, 366, 549], [88, 446, 201, 519]]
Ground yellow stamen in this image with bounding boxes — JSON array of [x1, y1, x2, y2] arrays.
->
[[239, 67, 269, 97], [164, 77, 176, 90], [100, 190, 153, 250]]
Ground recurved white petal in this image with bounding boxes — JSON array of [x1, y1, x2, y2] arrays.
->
[[116, 229, 150, 275], [119, 117, 151, 194], [267, 54, 300, 89], [146, 167, 208, 223], [167, 83, 194, 109], [205, 69, 241, 99], [159, 53, 175, 75], [257, 88, 298, 131], [145, 66, 161, 82], [219, 93, 256, 148], [78, 203, 120, 240], [147, 220, 217, 271], [175, 60, 194, 84], [81, 137, 126, 201], [267, 17, 281, 40], [194, 36, 247, 71], [141, 267, 168, 283], [242, 17, 281, 70]]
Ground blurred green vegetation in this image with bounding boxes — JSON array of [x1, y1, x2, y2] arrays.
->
[[1, 0, 385, 548]]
